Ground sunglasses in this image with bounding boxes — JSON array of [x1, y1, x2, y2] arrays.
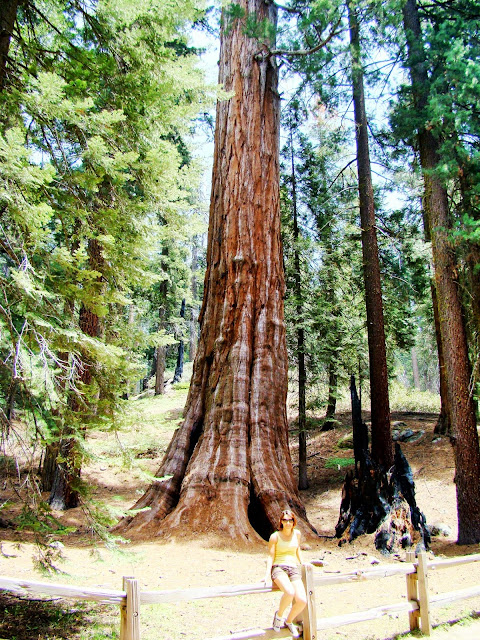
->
[[282, 518, 293, 522]]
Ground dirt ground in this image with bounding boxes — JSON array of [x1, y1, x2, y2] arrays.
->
[[2, 410, 480, 639]]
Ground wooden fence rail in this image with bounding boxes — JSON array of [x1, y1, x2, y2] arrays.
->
[[1, 551, 480, 640]]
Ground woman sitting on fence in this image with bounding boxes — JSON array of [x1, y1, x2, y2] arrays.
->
[[264, 509, 307, 638]]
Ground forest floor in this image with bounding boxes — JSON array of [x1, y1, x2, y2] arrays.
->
[[1, 380, 480, 640]]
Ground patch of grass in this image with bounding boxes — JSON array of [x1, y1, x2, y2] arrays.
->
[[389, 380, 441, 413], [85, 383, 190, 474], [172, 380, 191, 390], [0, 593, 118, 640], [325, 457, 355, 469]]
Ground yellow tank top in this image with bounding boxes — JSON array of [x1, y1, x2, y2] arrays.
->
[[274, 530, 299, 566]]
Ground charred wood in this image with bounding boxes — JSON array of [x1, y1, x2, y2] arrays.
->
[[336, 377, 430, 553]]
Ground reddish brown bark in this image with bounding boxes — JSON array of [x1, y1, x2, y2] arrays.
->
[[189, 238, 199, 362], [403, 0, 480, 544], [347, 0, 392, 470], [431, 279, 451, 435], [115, 0, 313, 544], [459, 169, 480, 398], [49, 238, 103, 510], [0, 0, 18, 91]]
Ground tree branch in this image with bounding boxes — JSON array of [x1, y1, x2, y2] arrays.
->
[[267, 16, 344, 59], [328, 157, 357, 189]]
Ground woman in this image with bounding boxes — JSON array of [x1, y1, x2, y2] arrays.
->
[[264, 510, 307, 637]]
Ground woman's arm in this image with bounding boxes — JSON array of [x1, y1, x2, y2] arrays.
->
[[296, 530, 303, 565], [264, 533, 277, 585]]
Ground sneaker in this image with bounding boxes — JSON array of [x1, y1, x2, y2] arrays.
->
[[272, 611, 286, 632], [286, 621, 301, 637]]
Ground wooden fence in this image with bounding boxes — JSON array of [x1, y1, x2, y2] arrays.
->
[[1, 551, 480, 639]]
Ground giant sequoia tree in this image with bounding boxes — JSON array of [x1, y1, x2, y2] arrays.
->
[[116, 0, 313, 543]]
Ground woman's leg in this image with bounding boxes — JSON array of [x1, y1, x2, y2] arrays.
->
[[285, 578, 307, 624], [273, 572, 295, 618]]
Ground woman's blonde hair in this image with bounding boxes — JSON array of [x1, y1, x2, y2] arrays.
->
[[278, 509, 297, 530]]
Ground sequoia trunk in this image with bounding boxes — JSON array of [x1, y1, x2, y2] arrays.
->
[[115, 0, 313, 543], [347, 0, 392, 470], [403, 0, 480, 543]]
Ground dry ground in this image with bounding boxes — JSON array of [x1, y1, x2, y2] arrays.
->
[[1, 394, 480, 640]]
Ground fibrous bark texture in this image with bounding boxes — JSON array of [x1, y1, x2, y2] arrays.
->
[[115, 0, 313, 544], [0, 0, 18, 91]]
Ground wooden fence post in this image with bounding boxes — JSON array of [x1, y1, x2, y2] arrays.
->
[[417, 552, 432, 636], [300, 563, 317, 640], [405, 550, 419, 632], [120, 576, 141, 640]]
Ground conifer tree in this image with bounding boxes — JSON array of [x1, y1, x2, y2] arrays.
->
[[0, 0, 209, 516], [399, 0, 480, 544]]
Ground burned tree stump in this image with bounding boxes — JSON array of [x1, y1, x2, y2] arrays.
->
[[335, 376, 430, 553]]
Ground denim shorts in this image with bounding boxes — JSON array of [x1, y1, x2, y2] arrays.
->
[[271, 564, 302, 582]]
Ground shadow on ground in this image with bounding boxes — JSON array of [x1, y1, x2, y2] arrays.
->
[[0, 593, 118, 640], [390, 611, 480, 639]]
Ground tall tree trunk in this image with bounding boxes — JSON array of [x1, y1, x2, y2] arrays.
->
[[290, 133, 308, 490], [123, 304, 136, 398], [49, 238, 103, 510], [323, 361, 338, 430], [418, 193, 451, 432], [347, 0, 392, 470], [403, 0, 480, 544], [0, 0, 19, 428], [417, 161, 451, 433], [173, 298, 186, 383], [0, 0, 18, 91], [154, 342, 166, 395], [432, 281, 451, 434], [114, 0, 314, 543], [458, 167, 480, 408], [42, 322, 71, 493]]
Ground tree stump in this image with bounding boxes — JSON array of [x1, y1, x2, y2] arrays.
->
[[335, 377, 430, 553]]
